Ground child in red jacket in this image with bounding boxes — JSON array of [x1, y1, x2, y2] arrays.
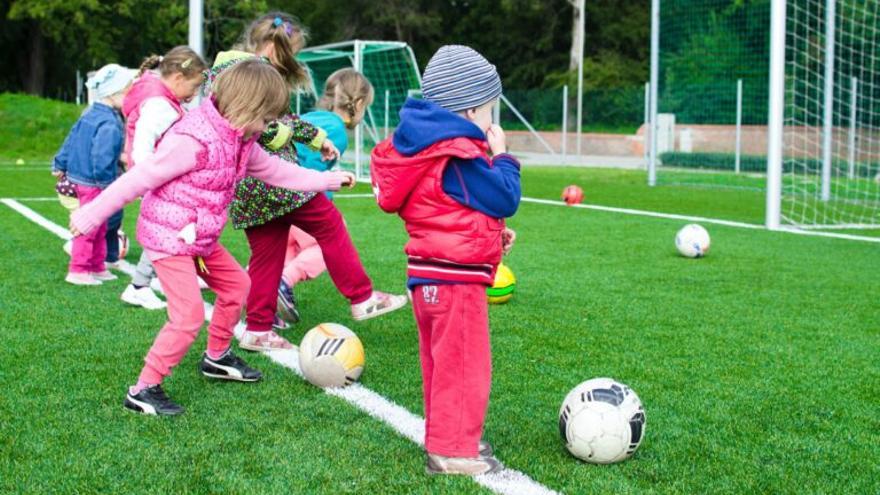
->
[[371, 45, 520, 475]]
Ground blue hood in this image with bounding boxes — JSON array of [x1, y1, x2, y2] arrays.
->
[[393, 98, 486, 156]]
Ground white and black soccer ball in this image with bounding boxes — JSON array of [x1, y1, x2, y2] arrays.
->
[[299, 323, 365, 388], [675, 223, 711, 258], [558, 378, 646, 464]]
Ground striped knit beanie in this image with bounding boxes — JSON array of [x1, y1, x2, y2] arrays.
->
[[421, 45, 502, 112]]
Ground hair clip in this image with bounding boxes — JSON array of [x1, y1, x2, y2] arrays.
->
[[284, 22, 294, 36], [273, 16, 283, 27], [158, 55, 164, 63], [181, 58, 192, 69]]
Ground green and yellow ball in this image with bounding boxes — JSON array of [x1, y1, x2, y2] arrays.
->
[[487, 263, 516, 304]]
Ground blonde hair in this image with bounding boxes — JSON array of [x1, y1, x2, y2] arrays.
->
[[212, 59, 289, 129], [240, 12, 309, 89], [139, 46, 207, 80], [317, 69, 375, 129]]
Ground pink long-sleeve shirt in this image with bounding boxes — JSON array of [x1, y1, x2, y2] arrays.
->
[[71, 133, 347, 259]]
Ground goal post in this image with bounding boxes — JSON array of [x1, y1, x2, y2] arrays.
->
[[297, 40, 422, 180], [766, 0, 880, 230]]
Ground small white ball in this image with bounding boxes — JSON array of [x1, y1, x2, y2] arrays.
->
[[675, 224, 711, 258]]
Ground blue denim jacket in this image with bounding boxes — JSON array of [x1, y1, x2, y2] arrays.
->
[[52, 103, 124, 188]]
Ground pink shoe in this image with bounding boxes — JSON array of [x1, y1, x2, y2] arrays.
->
[[238, 330, 294, 352], [65, 272, 101, 286], [92, 270, 118, 281], [351, 291, 408, 321]]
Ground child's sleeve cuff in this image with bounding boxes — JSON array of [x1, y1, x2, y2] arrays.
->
[[265, 124, 294, 151], [307, 128, 328, 151]]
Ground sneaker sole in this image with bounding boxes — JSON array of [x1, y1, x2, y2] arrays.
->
[[65, 275, 102, 286], [352, 298, 408, 321], [123, 395, 184, 416], [120, 294, 166, 311], [424, 463, 503, 476], [200, 370, 262, 382], [237, 341, 293, 352]]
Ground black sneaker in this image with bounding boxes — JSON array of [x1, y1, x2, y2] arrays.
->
[[199, 350, 262, 382], [277, 279, 301, 324], [123, 384, 184, 416]]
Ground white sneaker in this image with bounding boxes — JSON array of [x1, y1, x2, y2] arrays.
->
[[351, 291, 408, 321], [425, 453, 503, 475], [105, 261, 120, 270], [238, 330, 294, 352], [65, 272, 101, 286], [92, 270, 118, 281], [121, 284, 166, 310], [149, 277, 163, 294]]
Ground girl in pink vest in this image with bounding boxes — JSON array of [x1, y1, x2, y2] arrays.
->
[[119, 46, 208, 311], [70, 60, 355, 416]]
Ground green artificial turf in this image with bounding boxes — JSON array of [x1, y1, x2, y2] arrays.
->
[[1, 165, 878, 494]]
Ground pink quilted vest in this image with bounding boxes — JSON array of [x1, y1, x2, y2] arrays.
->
[[136, 98, 256, 257], [122, 72, 184, 167]]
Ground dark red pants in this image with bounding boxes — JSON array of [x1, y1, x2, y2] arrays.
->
[[412, 283, 492, 457], [244, 194, 373, 331]]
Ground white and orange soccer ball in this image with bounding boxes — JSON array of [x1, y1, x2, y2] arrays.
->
[[298, 323, 365, 388]]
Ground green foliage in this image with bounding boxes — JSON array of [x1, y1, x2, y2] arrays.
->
[[0, 92, 82, 161], [660, 151, 767, 172]]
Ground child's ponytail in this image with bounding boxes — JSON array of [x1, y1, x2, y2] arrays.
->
[[138, 55, 163, 77], [317, 69, 374, 129], [139, 46, 207, 80], [241, 12, 310, 90]]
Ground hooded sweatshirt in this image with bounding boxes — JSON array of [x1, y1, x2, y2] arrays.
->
[[370, 98, 521, 287]]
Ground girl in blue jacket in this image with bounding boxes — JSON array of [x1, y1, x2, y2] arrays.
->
[[53, 64, 136, 286]]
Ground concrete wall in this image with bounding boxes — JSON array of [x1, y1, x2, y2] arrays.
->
[[506, 125, 880, 160]]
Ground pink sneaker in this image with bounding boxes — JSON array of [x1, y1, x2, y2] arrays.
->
[[65, 272, 101, 286], [351, 291, 408, 321], [92, 270, 118, 281], [238, 330, 294, 352]]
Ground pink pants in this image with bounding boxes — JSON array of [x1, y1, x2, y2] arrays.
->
[[282, 226, 326, 286], [412, 283, 492, 458], [137, 244, 250, 385], [69, 185, 107, 273]]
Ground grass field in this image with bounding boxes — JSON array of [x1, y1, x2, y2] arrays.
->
[[1, 162, 878, 494]]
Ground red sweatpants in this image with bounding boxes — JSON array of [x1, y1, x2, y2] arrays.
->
[[244, 194, 373, 331], [412, 283, 492, 458]]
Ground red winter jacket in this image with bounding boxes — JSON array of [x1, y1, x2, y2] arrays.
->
[[371, 136, 504, 285]]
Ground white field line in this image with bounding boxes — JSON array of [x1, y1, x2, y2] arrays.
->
[[6, 197, 60, 201], [520, 197, 880, 244], [0, 198, 561, 495]]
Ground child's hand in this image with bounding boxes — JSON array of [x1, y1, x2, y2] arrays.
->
[[51, 170, 63, 178], [339, 171, 357, 189], [69, 222, 82, 238], [502, 227, 516, 255], [320, 140, 340, 162], [487, 124, 507, 155]]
